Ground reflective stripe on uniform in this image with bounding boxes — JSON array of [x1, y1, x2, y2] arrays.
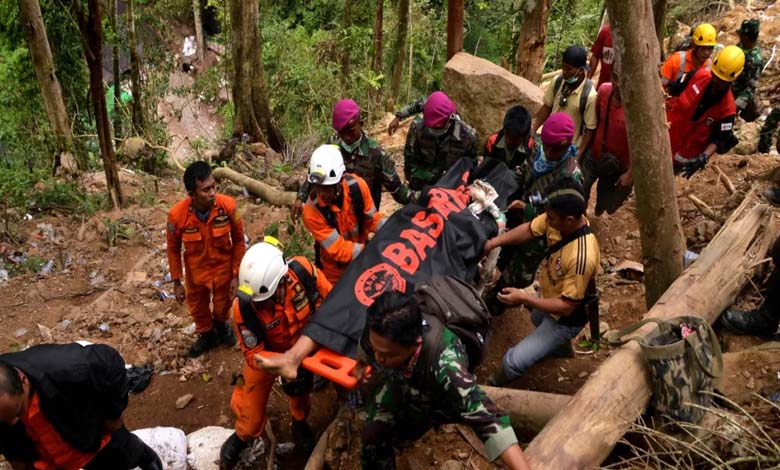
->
[[377, 218, 387, 231], [366, 207, 376, 218], [321, 230, 340, 249], [352, 243, 363, 260]]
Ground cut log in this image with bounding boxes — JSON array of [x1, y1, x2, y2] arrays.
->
[[481, 386, 570, 440], [523, 187, 780, 469], [212, 167, 296, 207], [303, 410, 342, 470]]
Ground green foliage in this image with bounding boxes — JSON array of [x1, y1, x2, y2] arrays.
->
[[263, 218, 315, 260], [544, 0, 603, 72], [0, 168, 107, 216]]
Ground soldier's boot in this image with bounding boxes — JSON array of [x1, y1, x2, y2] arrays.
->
[[759, 109, 780, 153], [291, 419, 316, 455], [214, 320, 237, 347], [188, 328, 220, 358], [720, 307, 779, 338], [485, 281, 507, 317], [758, 131, 772, 154], [219, 432, 249, 470], [487, 363, 512, 387]]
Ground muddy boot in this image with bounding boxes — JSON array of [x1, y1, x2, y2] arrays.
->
[[219, 432, 248, 470], [720, 308, 779, 338], [291, 419, 316, 456], [214, 320, 237, 347], [188, 328, 219, 358], [487, 363, 511, 387]]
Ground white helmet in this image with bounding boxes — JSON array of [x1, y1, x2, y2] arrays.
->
[[308, 145, 345, 185], [238, 237, 288, 302]]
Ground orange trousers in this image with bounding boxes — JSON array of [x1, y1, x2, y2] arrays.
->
[[231, 362, 311, 440], [185, 275, 232, 333]]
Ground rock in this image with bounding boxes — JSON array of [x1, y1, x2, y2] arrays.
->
[[282, 174, 301, 192], [133, 427, 188, 470], [734, 122, 759, 155], [443, 52, 544, 146], [441, 460, 465, 470], [37, 324, 53, 342], [118, 136, 149, 161], [176, 393, 195, 409], [186, 426, 235, 470], [247, 142, 268, 156]]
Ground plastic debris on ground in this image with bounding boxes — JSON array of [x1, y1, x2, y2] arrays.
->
[[127, 364, 155, 394]]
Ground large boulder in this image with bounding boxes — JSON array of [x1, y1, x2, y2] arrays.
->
[[443, 52, 544, 147]]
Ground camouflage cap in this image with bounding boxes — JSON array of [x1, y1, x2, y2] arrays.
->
[[737, 19, 760, 36]]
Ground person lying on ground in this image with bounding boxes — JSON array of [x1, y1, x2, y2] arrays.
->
[[581, 70, 633, 216], [484, 177, 600, 385], [0, 343, 162, 470], [667, 45, 745, 178], [661, 23, 716, 97], [219, 238, 333, 468], [292, 99, 414, 221], [356, 290, 532, 470], [400, 91, 479, 190], [302, 144, 385, 285], [167, 161, 245, 358], [486, 112, 583, 316], [532, 45, 597, 160]]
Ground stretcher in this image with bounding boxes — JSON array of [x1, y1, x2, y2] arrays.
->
[[255, 348, 371, 390]]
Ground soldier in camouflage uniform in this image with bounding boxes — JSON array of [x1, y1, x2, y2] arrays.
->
[[759, 79, 780, 153], [486, 113, 583, 316], [292, 99, 412, 220], [732, 20, 763, 122], [395, 92, 479, 190], [357, 291, 530, 470]]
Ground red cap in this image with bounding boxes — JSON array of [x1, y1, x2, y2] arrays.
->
[[332, 99, 360, 132], [423, 92, 457, 129], [541, 112, 575, 146]]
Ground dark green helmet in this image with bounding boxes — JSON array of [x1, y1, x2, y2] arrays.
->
[[737, 19, 760, 37]]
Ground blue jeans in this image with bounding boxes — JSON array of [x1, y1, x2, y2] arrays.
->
[[502, 309, 584, 381]]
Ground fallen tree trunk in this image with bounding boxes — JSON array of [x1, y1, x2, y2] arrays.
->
[[212, 167, 296, 207], [524, 187, 779, 469], [482, 386, 570, 440]]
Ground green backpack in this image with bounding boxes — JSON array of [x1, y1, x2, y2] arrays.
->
[[607, 316, 722, 423]]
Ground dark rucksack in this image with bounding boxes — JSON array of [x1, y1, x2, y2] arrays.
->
[[415, 276, 492, 373], [553, 74, 594, 136]]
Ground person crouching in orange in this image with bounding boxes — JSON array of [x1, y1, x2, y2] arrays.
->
[[302, 144, 385, 284], [219, 237, 332, 468], [167, 161, 246, 357]]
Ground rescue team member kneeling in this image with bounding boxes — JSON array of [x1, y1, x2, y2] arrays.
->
[[356, 291, 531, 470], [667, 45, 745, 178], [302, 144, 385, 284], [484, 178, 600, 385], [167, 161, 246, 357], [0, 343, 162, 470], [219, 238, 332, 469]]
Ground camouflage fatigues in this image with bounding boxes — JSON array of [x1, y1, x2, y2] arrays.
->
[[759, 108, 780, 153], [731, 45, 763, 111], [394, 97, 427, 120], [297, 132, 412, 206], [361, 328, 517, 470], [501, 143, 583, 288], [403, 116, 479, 190]]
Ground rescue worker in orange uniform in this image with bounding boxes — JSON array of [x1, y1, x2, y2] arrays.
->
[[167, 161, 246, 357], [667, 45, 745, 178], [0, 343, 162, 470], [302, 144, 386, 284], [219, 238, 332, 468], [661, 23, 717, 96]]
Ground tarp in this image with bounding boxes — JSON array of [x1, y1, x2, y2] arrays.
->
[[303, 157, 519, 357]]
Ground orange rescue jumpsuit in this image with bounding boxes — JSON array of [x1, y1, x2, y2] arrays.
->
[[660, 49, 712, 91], [167, 193, 246, 333], [21, 393, 111, 470], [230, 256, 332, 440], [301, 173, 385, 284]]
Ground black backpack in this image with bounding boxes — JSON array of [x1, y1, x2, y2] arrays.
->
[[415, 276, 492, 373]]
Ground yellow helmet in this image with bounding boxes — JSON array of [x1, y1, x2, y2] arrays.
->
[[711, 45, 745, 82], [692, 23, 717, 47]]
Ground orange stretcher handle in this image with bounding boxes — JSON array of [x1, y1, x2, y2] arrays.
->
[[255, 348, 371, 390]]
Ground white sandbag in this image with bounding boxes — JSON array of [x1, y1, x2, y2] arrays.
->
[[132, 427, 187, 470], [186, 426, 235, 470]]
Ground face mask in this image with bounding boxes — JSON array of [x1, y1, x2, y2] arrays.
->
[[564, 69, 582, 85], [341, 139, 360, 153], [427, 126, 448, 137]]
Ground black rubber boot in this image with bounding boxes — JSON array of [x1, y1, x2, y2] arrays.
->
[[764, 188, 780, 207], [219, 432, 248, 470], [214, 320, 237, 346], [485, 280, 507, 317], [720, 308, 779, 338], [487, 363, 511, 387], [291, 419, 316, 456], [188, 328, 220, 358]]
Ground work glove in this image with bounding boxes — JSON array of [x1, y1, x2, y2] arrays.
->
[[682, 154, 708, 179], [734, 95, 749, 111]]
